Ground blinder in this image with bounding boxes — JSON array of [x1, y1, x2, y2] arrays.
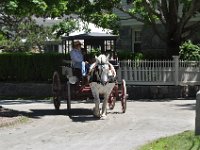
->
[[89, 63, 115, 85]]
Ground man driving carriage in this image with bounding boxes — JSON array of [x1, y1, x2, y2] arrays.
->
[[69, 40, 90, 84]]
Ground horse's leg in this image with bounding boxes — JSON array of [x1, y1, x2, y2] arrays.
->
[[101, 93, 109, 117], [90, 82, 101, 118], [93, 93, 101, 118], [101, 83, 115, 117]]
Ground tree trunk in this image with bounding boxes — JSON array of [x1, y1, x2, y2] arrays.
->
[[166, 29, 182, 59], [166, 39, 180, 58]]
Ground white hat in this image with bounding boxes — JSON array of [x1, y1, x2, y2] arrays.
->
[[73, 40, 82, 47]]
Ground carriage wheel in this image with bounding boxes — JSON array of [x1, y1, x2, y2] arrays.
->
[[121, 79, 127, 113], [52, 71, 61, 110], [66, 82, 71, 115], [108, 84, 118, 110], [108, 92, 116, 110]]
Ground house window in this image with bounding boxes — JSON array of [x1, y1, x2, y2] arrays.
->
[[135, 31, 141, 42], [53, 45, 59, 52], [133, 30, 141, 52]]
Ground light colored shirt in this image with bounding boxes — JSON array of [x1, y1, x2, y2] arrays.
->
[[70, 48, 83, 69]]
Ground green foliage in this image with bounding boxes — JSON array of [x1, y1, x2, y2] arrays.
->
[[1, 1, 120, 52], [1, 17, 56, 52], [179, 40, 200, 60], [3, 37, 26, 52], [89, 13, 120, 34], [117, 51, 168, 60], [117, 51, 132, 60], [1, 0, 120, 34], [4, 0, 66, 17], [123, 0, 197, 24], [115, 0, 200, 56], [133, 52, 144, 60], [0, 34, 7, 48], [139, 130, 200, 150], [0, 53, 66, 82], [52, 19, 79, 37], [89, 48, 101, 57], [117, 51, 144, 60]]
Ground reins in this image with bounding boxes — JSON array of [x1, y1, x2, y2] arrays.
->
[[93, 63, 113, 85]]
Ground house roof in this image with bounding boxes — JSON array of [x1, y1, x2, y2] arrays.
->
[[62, 32, 118, 40]]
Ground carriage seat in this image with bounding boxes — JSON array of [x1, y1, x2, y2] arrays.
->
[[62, 60, 80, 78], [62, 59, 92, 85], [61, 66, 73, 78], [61, 65, 88, 85]]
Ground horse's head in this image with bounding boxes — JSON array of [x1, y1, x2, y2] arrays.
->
[[95, 54, 109, 64], [95, 54, 110, 74], [89, 54, 116, 84]]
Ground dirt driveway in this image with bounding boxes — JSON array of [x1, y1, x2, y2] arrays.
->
[[0, 99, 195, 150]]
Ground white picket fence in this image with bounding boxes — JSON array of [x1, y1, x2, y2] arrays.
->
[[63, 56, 200, 85], [117, 56, 200, 85]]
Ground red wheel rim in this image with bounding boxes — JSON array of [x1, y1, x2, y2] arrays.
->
[[108, 92, 116, 110], [108, 84, 118, 110]]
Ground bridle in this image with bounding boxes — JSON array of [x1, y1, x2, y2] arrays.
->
[[97, 62, 107, 85], [92, 62, 114, 85], [88, 55, 116, 85]]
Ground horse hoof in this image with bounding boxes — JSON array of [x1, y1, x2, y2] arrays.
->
[[93, 107, 100, 118], [93, 114, 101, 119], [100, 114, 107, 119]]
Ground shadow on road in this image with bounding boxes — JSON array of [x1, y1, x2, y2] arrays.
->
[[174, 103, 196, 110], [0, 99, 52, 105], [68, 108, 100, 122], [0, 107, 68, 119], [0, 106, 101, 122]]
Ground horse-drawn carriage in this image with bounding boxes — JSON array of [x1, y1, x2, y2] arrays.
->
[[52, 54, 128, 118]]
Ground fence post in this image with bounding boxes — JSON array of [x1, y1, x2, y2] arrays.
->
[[195, 90, 200, 135], [173, 56, 179, 85]]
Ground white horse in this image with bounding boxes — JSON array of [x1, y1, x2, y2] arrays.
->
[[88, 54, 116, 118]]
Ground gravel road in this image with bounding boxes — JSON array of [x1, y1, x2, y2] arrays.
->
[[0, 99, 195, 150]]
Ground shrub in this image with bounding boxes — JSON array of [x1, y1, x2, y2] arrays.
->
[[117, 51, 144, 60], [89, 48, 101, 57], [0, 52, 66, 82], [179, 40, 200, 60]]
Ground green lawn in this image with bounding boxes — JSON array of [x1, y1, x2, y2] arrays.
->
[[138, 131, 200, 150]]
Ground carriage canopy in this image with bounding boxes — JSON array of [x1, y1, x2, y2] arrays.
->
[[61, 32, 118, 59]]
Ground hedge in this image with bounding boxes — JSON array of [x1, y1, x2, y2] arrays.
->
[[0, 53, 67, 82]]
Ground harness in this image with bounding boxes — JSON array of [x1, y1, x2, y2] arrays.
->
[[89, 63, 115, 85]]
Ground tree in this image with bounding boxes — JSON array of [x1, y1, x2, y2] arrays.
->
[[115, 0, 200, 57], [1, 0, 68, 17], [2, 0, 120, 33], [0, 17, 56, 52], [0, 1, 120, 50], [0, 1, 83, 51]]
